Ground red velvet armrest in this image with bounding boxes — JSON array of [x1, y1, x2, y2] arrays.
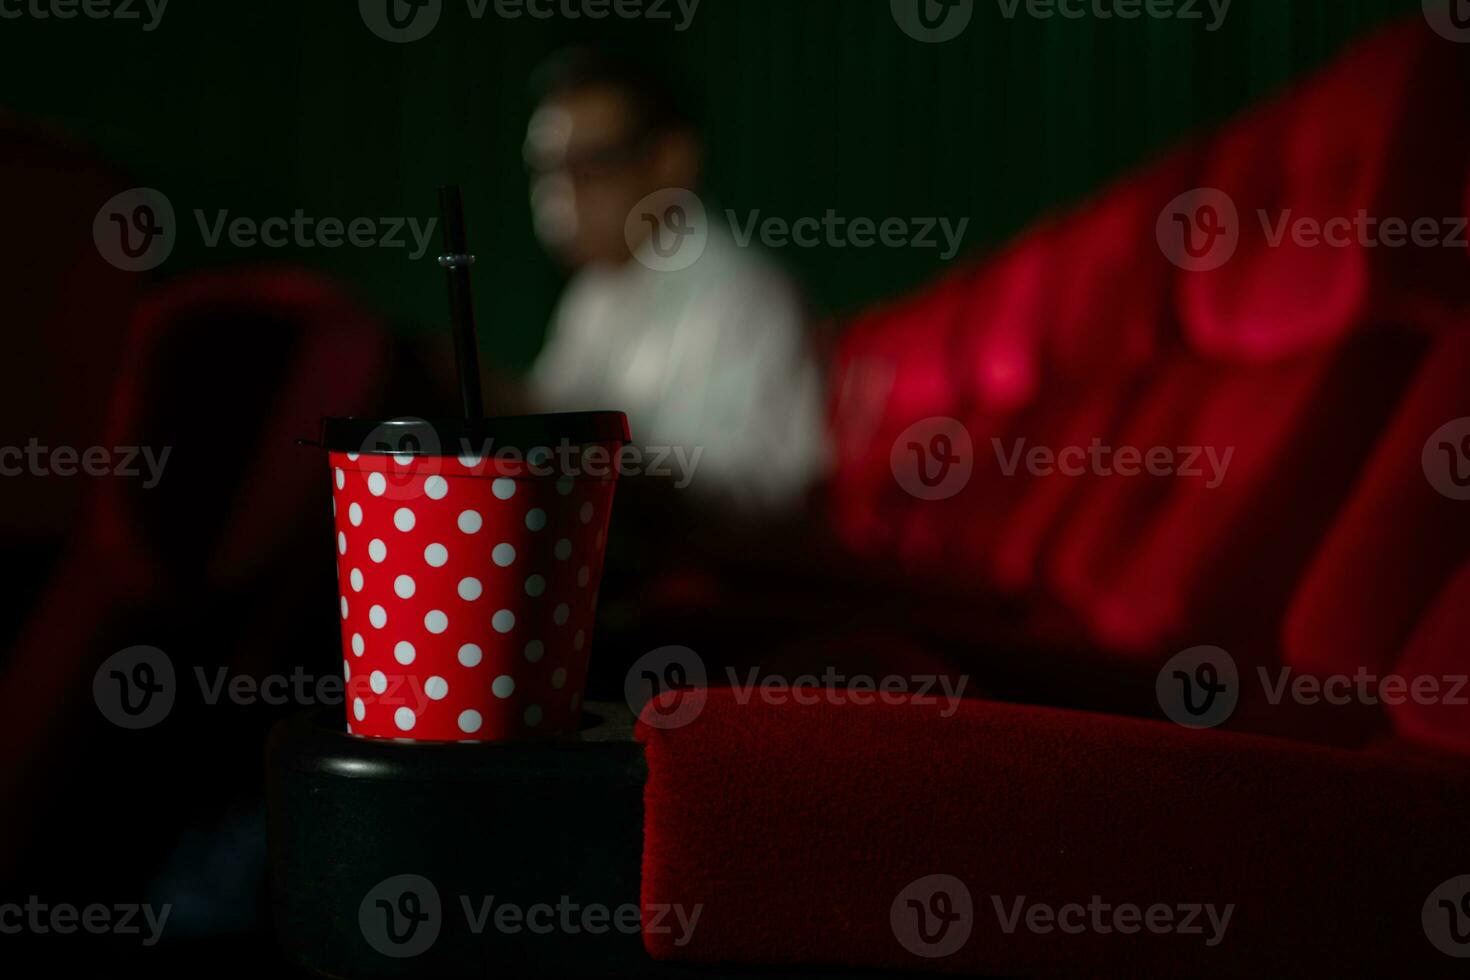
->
[[638, 689, 1470, 977]]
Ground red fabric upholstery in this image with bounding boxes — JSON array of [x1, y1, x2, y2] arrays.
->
[[638, 18, 1470, 980], [990, 153, 1196, 592], [828, 148, 1200, 599], [639, 690, 1470, 977], [1283, 327, 1470, 680], [1055, 332, 1425, 659], [1179, 18, 1470, 358], [0, 112, 145, 543], [1390, 561, 1470, 757], [0, 268, 391, 873], [828, 267, 977, 564]]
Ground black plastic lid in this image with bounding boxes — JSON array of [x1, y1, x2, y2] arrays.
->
[[318, 412, 630, 457]]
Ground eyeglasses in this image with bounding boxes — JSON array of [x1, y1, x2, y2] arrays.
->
[[524, 129, 658, 182]]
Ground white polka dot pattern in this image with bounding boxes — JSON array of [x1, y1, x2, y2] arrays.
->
[[327, 450, 616, 741]]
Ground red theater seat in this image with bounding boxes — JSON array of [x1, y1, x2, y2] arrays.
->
[[637, 16, 1470, 980], [1179, 19, 1470, 359], [639, 690, 1470, 978], [988, 150, 1197, 594], [0, 113, 146, 562], [827, 147, 1203, 606], [1072, 331, 1425, 660], [1283, 327, 1470, 680], [1390, 561, 1470, 758], [0, 268, 390, 876], [828, 268, 975, 556]]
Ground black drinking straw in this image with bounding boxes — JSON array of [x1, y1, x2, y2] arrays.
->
[[438, 185, 485, 420]]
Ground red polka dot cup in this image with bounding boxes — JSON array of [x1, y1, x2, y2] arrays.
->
[[319, 414, 629, 741]]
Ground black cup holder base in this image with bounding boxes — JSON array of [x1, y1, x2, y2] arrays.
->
[[265, 704, 646, 978]]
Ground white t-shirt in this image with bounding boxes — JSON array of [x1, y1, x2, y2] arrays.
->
[[529, 229, 829, 513]]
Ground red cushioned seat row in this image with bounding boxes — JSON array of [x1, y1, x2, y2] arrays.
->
[[642, 16, 1470, 978], [825, 14, 1470, 715]]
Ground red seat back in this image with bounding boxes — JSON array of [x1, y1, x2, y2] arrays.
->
[[1179, 18, 1470, 359], [0, 268, 392, 872], [0, 112, 146, 544], [1283, 327, 1470, 679], [1390, 560, 1470, 757]]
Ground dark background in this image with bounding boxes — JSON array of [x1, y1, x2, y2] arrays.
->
[[0, 0, 1421, 369], [0, 0, 1446, 972]]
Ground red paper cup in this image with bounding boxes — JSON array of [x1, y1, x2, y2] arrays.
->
[[319, 414, 629, 741]]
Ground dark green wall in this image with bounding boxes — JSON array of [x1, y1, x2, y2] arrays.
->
[[0, 0, 1423, 370]]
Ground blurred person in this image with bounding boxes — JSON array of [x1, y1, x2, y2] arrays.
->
[[523, 47, 828, 518]]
